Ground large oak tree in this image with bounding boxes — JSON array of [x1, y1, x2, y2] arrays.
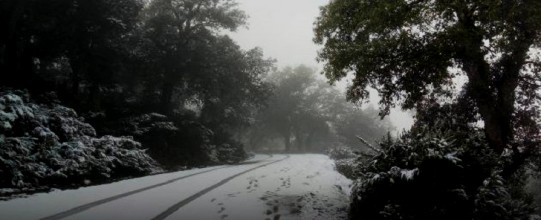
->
[[315, 0, 541, 174]]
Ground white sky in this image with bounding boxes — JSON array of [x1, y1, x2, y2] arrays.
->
[[229, 0, 326, 68], [229, 0, 414, 131]]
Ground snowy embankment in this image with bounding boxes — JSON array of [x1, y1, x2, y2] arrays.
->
[[0, 154, 351, 220]]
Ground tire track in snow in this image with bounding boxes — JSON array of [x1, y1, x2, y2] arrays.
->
[[40, 155, 273, 220], [151, 155, 291, 220]]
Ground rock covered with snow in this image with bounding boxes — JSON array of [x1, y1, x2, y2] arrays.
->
[[0, 89, 158, 191]]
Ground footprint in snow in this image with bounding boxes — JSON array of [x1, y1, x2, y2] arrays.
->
[[218, 207, 225, 213], [227, 192, 240, 197]]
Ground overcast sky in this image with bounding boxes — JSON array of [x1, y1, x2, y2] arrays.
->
[[229, 0, 326, 67], [229, 0, 414, 131]]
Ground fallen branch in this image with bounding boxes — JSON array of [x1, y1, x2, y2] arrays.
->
[[356, 135, 383, 154], [357, 151, 377, 159]]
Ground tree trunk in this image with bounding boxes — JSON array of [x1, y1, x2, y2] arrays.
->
[[463, 40, 528, 157], [248, 132, 261, 152], [69, 57, 83, 103], [457, 10, 533, 179], [464, 59, 515, 155], [160, 82, 174, 114], [294, 129, 304, 152], [457, 17, 511, 155], [283, 131, 291, 152], [305, 131, 315, 152], [89, 83, 101, 111]]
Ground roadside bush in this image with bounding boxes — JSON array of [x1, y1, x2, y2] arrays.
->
[[0, 90, 158, 190], [209, 133, 248, 164], [116, 112, 248, 168], [348, 105, 535, 220], [334, 158, 358, 179], [113, 112, 208, 168], [327, 146, 357, 160], [327, 146, 360, 179]]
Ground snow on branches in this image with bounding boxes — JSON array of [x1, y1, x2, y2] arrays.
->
[[0, 89, 158, 192]]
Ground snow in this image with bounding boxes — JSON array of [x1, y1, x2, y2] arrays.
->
[[0, 154, 352, 220], [0, 154, 269, 219], [168, 154, 351, 220], [444, 152, 461, 164], [0, 91, 157, 189], [400, 168, 418, 181], [62, 156, 281, 220]]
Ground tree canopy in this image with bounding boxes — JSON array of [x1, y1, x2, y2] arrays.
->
[[0, 0, 274, 167], [315, 0, 541, 167], [315, 1, 541, 218], [248, 65, 392, 153]]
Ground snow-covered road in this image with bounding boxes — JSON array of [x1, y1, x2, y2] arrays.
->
[[0, 154, 352, 220]]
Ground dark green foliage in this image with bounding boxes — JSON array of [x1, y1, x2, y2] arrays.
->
[[0, 0, 144, 100], [117, 0, 272, 166], [526, 176, 541, 216], [333, 158, 357, 180], [0, 90, 158, 191], [315, 0, 541, 170], [315, 1, 541, 217], [327, 147, 359, 179], [112, 113, 202, 168], [327, 146, 358, 179], [349, 114, 534, 220], [0, 0, 274, 172], [102, 111, 248, 168], [211, 133, 248, 165], [327, 146, 357, 161]]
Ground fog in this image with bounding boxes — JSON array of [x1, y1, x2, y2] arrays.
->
[[2, 0, 540, 219], [229, 0, 414, 131]]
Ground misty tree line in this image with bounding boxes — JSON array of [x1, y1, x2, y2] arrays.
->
[[0, 0, 390, 171], [246, 65, 392, 153]]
